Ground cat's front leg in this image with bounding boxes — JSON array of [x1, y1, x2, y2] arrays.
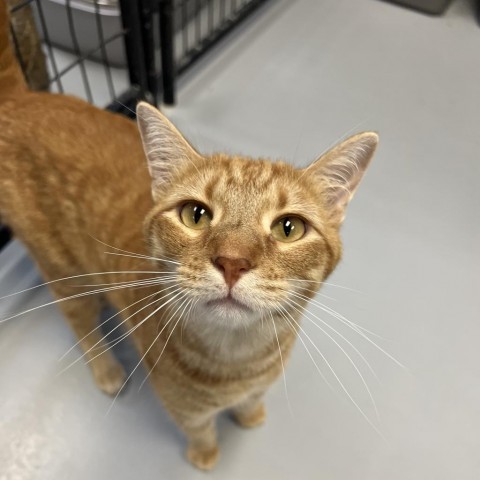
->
[[174, 412, 219, 470], [231, 391, 266, 428]]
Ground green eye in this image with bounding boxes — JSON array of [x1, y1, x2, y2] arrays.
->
[[180, 202, 212, 230], [271, 216, 306, 243]]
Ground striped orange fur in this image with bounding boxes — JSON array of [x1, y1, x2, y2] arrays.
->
[[0, 1, 378, 470]]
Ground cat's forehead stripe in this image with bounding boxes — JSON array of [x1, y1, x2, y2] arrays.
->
[[277, 189, 288, 209], [204, 178, 216, 200], [206, 156, 295, 190], [169, 155, 327, 231], [193, 157, 325, 221]]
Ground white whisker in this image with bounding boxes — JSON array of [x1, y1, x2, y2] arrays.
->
[[139, 296, 193, 390], [106, 291, 189, 416], [59, 289, 164, 361], [88, 234, 181, 265], [286, 297, 380, 422], [0, 275, 183, 325], [72, 275, 178, 288], [73, 278, 178, 291], [286, 278, 363, 293], [0, 270, 176, 302], [0, 283, 141, 324], [83, 288, 185, 367], [291, 286, 338, 302], [276, 305, 334, 391], [269, 312, 293, 417], [180, 297, 199, 340], [288, 289, 404, 368], [286, 292, 379, 381], [285, 286, 384, 340], [104, 251, 180, 266], [58, 287, 183, 375], [281, 305, 385, 439]]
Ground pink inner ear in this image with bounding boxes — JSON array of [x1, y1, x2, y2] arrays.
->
[[310, 132, 378, 223], [136, 103, 200, 198]]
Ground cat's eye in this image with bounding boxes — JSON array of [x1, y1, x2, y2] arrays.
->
[[271, 216, 306, 243], [180, 202, 212, 230]]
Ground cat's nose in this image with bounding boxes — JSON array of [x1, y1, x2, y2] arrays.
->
[[213, 256, 252, 289]]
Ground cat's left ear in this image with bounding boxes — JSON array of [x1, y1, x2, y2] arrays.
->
[[136, 102, 200, 199], [307, 132, 378, 225]]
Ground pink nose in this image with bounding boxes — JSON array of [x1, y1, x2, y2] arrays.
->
[[213, 256, 252, 289]]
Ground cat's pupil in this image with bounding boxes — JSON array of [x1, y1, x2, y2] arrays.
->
[[283, 218, 293, 237], [194, 206, 205, 224]]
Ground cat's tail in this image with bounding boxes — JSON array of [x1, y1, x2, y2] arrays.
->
[[0, 0, 28, 99]]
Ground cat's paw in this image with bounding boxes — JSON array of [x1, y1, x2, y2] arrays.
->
[[93, 362, 126, 396], [233, 403, 266, 428], [187, 445, 220, 470]]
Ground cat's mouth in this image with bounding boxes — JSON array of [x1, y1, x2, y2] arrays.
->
[[206, 295, 252, 312]]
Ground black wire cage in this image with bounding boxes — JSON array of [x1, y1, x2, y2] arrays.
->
[[8, 0, 158, 114], [159, 0, 270, 104], [8, 0, 269, 108], [1, 0, 269, 250]]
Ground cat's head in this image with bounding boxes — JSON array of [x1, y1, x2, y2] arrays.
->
[[136, 103, 378, 329]]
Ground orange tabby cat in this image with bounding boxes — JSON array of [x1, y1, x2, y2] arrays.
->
[[0, 2, 378, 470]]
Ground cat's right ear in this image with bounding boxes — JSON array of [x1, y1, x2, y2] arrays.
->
[[136, 102, 200, 200]]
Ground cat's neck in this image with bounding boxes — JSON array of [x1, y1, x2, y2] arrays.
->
[[178, 310, 298, 368]]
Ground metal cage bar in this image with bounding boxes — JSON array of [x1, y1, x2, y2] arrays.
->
[[92, 0, 116, 102], [139, 0, 158, 105], [65, 0, 93, 102], [158, 0, 270, 105], [159, 0, 176, 105], [33, 0, 64, 92], [118, 0, 151, 103]]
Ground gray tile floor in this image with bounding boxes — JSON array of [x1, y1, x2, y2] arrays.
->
[[1, 0, 479, 478]]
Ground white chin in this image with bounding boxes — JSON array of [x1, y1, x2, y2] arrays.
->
[[199, 301, 260, 328]]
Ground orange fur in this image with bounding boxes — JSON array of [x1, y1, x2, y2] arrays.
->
[[0, 2, 378, 470]]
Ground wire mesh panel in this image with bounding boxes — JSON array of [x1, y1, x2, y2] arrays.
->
[[158, 0, 270, 104], [7, 0, 154, 112], [7, 0, 270, 127]]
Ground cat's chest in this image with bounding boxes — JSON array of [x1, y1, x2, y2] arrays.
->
[[143, 334, 287, 407], [149, 357, 279, 413]]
